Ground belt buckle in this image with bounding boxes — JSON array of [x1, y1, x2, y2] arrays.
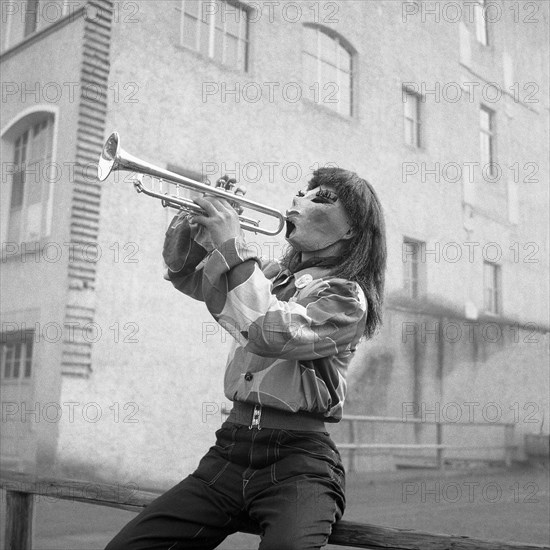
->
[[249, 404, 262, 430]]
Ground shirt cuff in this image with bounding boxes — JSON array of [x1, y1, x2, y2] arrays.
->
[[205, 236, 260, 276]]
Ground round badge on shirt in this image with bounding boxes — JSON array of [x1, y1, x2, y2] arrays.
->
[[295, 274, 313, 289]]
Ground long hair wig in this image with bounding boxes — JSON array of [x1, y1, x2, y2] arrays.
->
[[282, 167, 387, 339]]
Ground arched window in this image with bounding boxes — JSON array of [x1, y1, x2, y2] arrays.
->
[[302, 25, 354, 116], [2, 112, 55, 243]]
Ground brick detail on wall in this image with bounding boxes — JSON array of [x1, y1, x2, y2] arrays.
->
[[62, 0, 113, 377], [61, 304, 96, 376]]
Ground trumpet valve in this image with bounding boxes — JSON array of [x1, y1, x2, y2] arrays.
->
[[132, 174, 144, 193]]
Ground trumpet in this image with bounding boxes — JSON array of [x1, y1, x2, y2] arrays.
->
[[97, 132, 286, 236]]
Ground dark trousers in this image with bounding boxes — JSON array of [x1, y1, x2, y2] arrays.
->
[[105, 422, 346, 550]]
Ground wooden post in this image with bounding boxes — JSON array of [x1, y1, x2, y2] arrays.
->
[[504, 424, 514, 467], [5, 490, 33, 550], [436, 317, 445, 471], [436, 423, 444, 470], [349, 419, 357, 474]]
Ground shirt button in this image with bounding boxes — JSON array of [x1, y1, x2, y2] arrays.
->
[[244, 372, 253, 381]]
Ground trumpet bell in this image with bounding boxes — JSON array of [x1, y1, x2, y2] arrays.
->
[[97, 131, 120, 181]]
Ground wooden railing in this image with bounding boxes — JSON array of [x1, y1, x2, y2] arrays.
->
[[218, 408, 517, 472], [1, 470, 548, 550], [337, 415, 517, 472]]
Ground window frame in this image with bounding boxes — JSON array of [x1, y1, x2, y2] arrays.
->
[[301, 23, 355, 118], [6, 115, 54, 243], [483, 261, 502, 314], [479, 104, 496, 178], [474, 0, 489, 46], [0, 333, 34, 382], [403, 86, 422, 148], [403, 238, 427, 299], [1, 107, 59, 247], [24, 0, 40, 37], [179, 0, 250, 72]]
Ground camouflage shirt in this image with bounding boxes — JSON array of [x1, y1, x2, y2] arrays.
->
[[164, 216, 367, 422]]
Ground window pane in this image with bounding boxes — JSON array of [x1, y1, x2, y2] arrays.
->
[[404, 94, 417, 119], [200, 3, 211, 23], [225, 34, 238, 68], [24, 339, 33, 377], [339, 44, 352, 72], [184, 0, 200, 17], [214, 1, 224, 29], [3, 346, 13, 378], [237, 39, 247, 71], [26, 163, 42, 203], [475, 2, 488, 44], [480, 132, 491, 165], [182, 15, 198, 48], [339, 75, 351, 114], [480, 108, 490, 130], [10, 170, 25, 209], [7, 209, 21, 242], [20, 130, 29, 161], [320, 60, 337, 88], [302, 52, 318, 86], [199, 19, 210, 55], [320, 31, 337, 65], [13, 344, 21, 378], [25, 203, 42, 241], [225, 8, 241, 36], [303, 26, 318, 56], [24, 0, 39, 36], [214, 27, 224, 62], [405, 119, 416, 145]]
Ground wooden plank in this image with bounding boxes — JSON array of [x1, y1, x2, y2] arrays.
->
[[325, 521, 550, 550], [5, 491, 33, 550], [1, 471, 548, 550], [341, 415, 515, 427], [336, 444, 517, 450]]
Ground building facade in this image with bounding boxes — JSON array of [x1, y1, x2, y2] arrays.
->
[[1, 0, 548, 486]]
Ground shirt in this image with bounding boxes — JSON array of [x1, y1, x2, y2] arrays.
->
[[165, 218, 367, 422]]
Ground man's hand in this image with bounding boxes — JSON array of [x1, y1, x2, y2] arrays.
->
[[190, 195, 242, 249]]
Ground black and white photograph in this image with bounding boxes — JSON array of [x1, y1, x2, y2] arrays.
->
[[0, 1, 549, 549]]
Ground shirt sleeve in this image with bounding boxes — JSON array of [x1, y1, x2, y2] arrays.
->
[[163, 214, 209, 301], [201, 236, 367, 359]]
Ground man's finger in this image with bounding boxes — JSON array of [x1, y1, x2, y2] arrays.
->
[[206, 197, 232, 212], [189, 214, 211, 227], [193, 196, 219, 215]]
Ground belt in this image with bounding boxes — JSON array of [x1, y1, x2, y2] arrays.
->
[[226, 401, 327, 432]]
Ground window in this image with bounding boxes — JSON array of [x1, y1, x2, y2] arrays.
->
[[302, 25, 354, 117], [6, 115, 54, 242], [24, 0, 39, 37], [403, 87, 421, 147], [180, 0, 249, 71], [475, 0, 489, 45], [483, 261, 501, 314], [403, 238, 426, 299], [480, 106, 495, 177], [1, 335, 34, 380]]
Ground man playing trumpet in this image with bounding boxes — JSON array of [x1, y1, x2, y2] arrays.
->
[[106, 167, 387, 550]]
